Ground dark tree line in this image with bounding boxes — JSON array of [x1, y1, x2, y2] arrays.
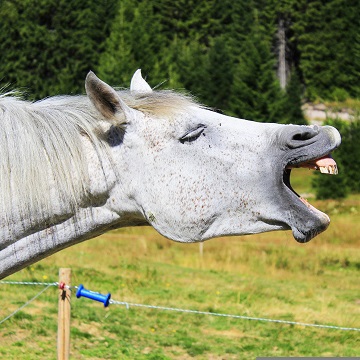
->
[[2, 0, 359, 113]]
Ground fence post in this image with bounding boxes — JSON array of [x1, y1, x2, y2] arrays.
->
[[57, 268, 71, 360], [199, 242, 204, 258]]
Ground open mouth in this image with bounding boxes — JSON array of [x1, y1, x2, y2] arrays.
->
[[282, 153, 338, 242], [273, 124, 341, 242], [284, 154, 338, 210]]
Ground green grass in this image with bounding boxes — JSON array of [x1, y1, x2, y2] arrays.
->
[[0, 170, 359, 359]]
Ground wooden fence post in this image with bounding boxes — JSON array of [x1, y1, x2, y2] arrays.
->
[[57, 268, 71, 360], [199, 242, 204, 258]]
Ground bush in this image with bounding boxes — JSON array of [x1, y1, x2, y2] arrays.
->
[[331, 88, 350, 102], [313, 117, 360, 199], [312, 170, 348, 200]]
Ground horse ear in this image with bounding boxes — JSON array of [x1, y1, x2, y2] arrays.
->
[[130, 69, 153, 94], [85, 71, 132, 124]]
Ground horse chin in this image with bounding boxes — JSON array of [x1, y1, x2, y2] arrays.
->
[[290, 201, 330, 243]]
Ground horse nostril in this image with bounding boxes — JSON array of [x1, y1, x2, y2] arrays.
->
[[287, 126, 319, 148], [292, 133, 304, 141], [292, 131, 316, 141]]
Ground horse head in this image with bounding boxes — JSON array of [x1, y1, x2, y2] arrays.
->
[[86, 70, 341, 244]]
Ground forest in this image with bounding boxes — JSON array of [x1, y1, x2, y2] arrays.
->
[[0, 0, 359, 197]]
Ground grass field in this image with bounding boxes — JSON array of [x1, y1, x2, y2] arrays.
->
[[0, 169, 359, 359]]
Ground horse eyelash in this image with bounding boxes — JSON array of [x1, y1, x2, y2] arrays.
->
[[179, 125, 206, 144]]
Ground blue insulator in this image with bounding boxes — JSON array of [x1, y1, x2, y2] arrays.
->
[[76, 284, 111, 307]]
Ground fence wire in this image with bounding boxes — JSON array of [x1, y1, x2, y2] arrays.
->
[[1, 280, 359, 332], [0, 284, 52, 325], [109, 299, 360, 331]]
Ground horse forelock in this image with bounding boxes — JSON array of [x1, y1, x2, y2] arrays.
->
[[119, 89, 201, 117]]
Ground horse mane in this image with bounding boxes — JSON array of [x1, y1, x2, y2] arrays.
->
[[0, 89, 199, 228]]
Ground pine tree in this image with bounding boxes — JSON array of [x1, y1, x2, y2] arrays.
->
[[282, 70, 306, 125], [226, 0, 257, 54], [351, 30, 360, 98], [0, 0, 117, 98], [98, 1, 167, 87], [202, 36, 233, 111], [175, 40, 209, 99], [292, 0, 360, 100], [229, 16, 284, 122]]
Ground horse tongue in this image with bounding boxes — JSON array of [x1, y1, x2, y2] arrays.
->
[[315, 155, 338, 175]]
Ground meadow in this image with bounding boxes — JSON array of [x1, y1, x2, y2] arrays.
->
[[0, 169, 359, 359]]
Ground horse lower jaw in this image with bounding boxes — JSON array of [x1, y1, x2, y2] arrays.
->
[[290, 198, 330, 243]]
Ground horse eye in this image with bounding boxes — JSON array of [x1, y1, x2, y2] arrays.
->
[[179, 125, 206, 144]]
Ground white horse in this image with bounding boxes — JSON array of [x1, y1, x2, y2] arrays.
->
[[0, 70, 341, 278]]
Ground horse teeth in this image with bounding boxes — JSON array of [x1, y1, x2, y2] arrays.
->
[[319, 165, 338, 175], [319, 166, 329, 174]]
